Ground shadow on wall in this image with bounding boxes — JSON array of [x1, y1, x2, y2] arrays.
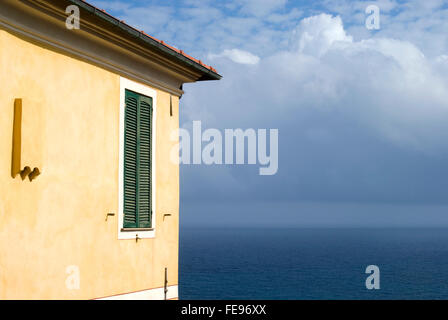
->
[[11, 98, 40, 182]]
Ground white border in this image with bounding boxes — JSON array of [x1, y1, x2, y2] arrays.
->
[[96, 285, 178, 300], [118, 77, 157, 240]]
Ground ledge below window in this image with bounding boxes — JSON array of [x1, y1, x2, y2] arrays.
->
[[118, 227, 156, 240], [121, 228, 154, 232]]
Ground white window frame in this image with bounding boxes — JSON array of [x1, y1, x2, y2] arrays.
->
[[118, 77, 157, 240]]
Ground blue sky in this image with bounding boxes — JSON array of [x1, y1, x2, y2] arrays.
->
[[90, 0, 448, 227]]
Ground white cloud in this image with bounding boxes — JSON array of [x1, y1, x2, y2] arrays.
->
[[208, 49, 261, 65], [291, 14, 353, 57], [184, 13, 448, 156]]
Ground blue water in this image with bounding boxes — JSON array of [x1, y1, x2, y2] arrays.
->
[[179, 228, 448, 299]]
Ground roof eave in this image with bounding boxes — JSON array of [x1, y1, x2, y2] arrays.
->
[[68, 0, 222, 81]]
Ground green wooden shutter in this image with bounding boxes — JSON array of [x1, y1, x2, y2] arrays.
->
[[124, 90, 138, 228], [138, 96, 152, 228], [123, 89, 153, 229]]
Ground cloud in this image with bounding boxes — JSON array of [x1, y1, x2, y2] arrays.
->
[[320, 0, 448, 58], [208, 49, 261, 65], [291, 14, 353, 57], [180, 12, 448, 206]]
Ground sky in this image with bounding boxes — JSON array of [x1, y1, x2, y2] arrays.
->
[[89, 0, 448, 227]]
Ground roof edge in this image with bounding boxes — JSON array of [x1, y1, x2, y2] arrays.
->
[[69, 0, 222, 81]]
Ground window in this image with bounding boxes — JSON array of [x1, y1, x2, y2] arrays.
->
[[119, 78, 157, 239], [123, 89, 153, 229]]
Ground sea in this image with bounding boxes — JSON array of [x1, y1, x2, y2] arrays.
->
[[179, 228, 448, 299]]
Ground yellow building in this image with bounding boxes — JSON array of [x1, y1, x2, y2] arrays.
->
[[0, 0, 220, 299]]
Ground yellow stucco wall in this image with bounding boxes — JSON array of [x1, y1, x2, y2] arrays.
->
[[0, 29, 179, 299]]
